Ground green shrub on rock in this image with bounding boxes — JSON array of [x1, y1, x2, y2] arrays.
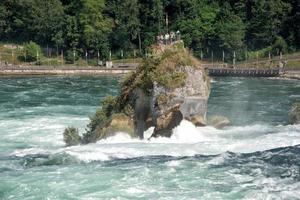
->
[[82, 96, 118, 144], [63, 127, 81, 146]]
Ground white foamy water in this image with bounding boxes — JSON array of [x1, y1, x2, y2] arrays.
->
[[9, 120, 300, 163], [1, 76, 300, 200]]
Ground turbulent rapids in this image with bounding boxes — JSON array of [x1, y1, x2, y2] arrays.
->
[[0, 76, 300, 199]]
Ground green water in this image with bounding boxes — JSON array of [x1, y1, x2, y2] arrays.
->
[[0, 76, 300, 200]]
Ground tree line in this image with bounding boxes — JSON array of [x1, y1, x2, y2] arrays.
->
[[0, 0, 299, 60]]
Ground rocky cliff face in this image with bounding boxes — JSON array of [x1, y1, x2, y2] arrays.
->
[[63, 42, 210, 145], [150, 66, 209, 137]]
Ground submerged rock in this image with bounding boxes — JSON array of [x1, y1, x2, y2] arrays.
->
[[289, 103, 300, 124], [208, 116, 231, 129], [63, 41, 210, 145]]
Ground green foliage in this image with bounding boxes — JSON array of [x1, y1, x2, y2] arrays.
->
[[272, 36, 288, 54], [22, 41, 43, 62], [9, 0, 64, 44], [247, 36, 288, 59], [118, 42, 200, 110], [82, 96, 118, 143], [214, 2, 245, 51], [0, 1, 12, 40], [245, 0, 291, 50], [63, 127, 81, 146], [247, 47, 272, 60], [64, 16, 80, 49], [79, 0, 111, 55], [65, 50, 79, 64], [149, 44, 193, 89], [1, 0, 299, 60]]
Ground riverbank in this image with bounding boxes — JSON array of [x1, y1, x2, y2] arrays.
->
[[0, 66, 135, 75], [281, 70, 300, 80]]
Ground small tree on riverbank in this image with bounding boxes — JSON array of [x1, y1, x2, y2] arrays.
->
[[21, 41, 43, 62]]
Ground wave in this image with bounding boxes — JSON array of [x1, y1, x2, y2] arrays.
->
[[8, 120, 300, 164]]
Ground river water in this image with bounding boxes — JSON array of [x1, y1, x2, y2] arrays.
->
[[0, 76, 299, 200]]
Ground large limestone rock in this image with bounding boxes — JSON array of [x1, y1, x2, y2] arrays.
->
[[289, 103, 300, 124], [151, 66, 209, 137], [63, 42, 211, 145], [104, 113, 134, 136]]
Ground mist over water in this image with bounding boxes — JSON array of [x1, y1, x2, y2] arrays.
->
[[0, 76, 300, 200]]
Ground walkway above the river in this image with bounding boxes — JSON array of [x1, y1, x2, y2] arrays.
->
[[0, 62, 297, 78], [0, 65, 136, 75], [205, 67, 280, 77]]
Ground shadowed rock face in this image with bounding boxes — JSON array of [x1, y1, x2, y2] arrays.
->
[[129, 88, 153, 139]]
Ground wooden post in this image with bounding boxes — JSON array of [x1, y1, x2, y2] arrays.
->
[[36, 50, 38, 64], [244, 51, 247, 68], [138, 33, 142, 55], [256, 52, 258, 68], [222, 51, 225, 63], [46, 45, 48, 64], [201, 50, 203, 60], [233, 51, 236, 68], [211, 51, 214, 68], [61, 50, 64, 66], [73, 50, 76, 65], [85, 50, 88, 65], [165, 13, 169, 33], [97, 50, 100, 66], [269, 51, 271, 68], [12, 50, 14, 65]]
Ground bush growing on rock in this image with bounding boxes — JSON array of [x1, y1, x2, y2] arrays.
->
[[63, 127, 81, 146], [82, 96, 118, 144]]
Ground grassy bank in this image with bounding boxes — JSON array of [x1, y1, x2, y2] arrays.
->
[[235, 52, 300, 70], [0, 43, 142, 67]]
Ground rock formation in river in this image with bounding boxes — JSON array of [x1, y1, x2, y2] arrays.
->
[[208, 116, 231, 129], [289, 103, 300, 125], [63, 41, 210, 145]]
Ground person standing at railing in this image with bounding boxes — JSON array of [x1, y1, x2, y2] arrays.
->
[[176, 30, 181, 41], [170, 31, 175, 43], [165, 33, 170, 45]]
